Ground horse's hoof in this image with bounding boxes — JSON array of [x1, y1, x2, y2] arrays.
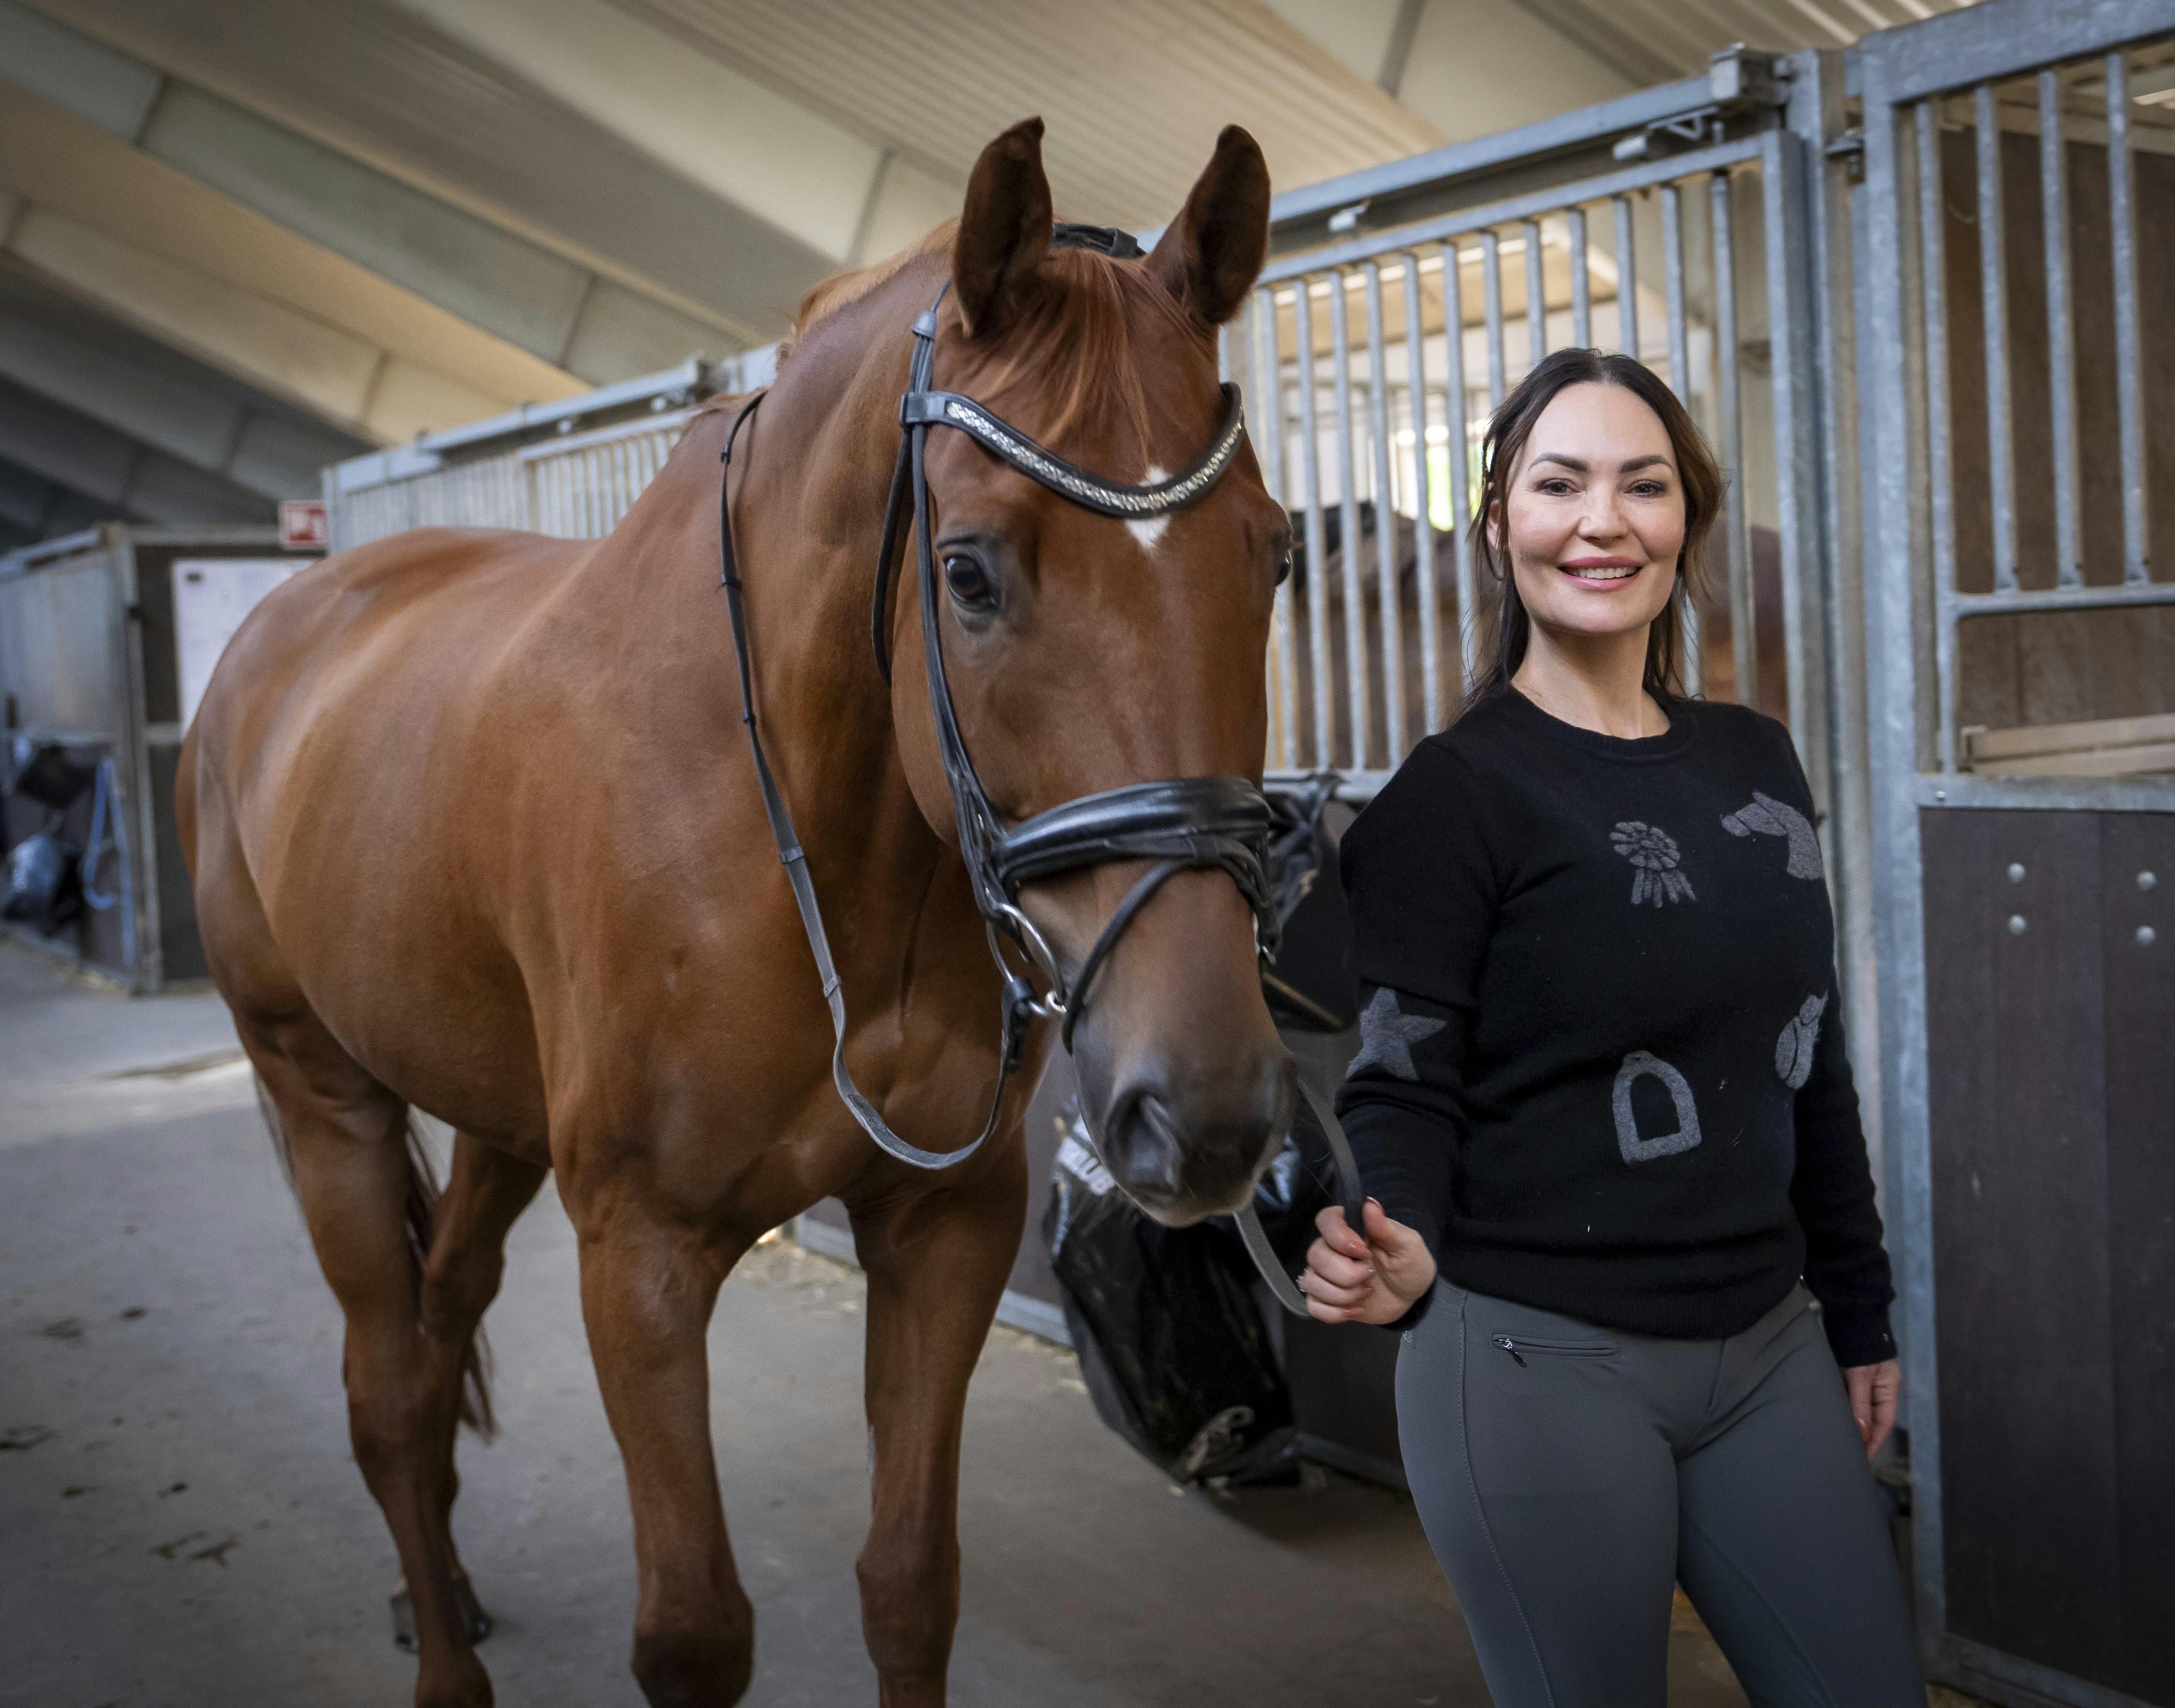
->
[[391, 1570, 493, 1650]]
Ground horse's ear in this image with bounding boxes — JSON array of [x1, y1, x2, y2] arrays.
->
[[1147, 126, 1271, 330], [954, 118, 1053, 340]]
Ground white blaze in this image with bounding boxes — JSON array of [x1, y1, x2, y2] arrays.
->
[[1127, 466, 1171, 552]]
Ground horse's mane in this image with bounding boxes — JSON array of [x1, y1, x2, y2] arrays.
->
[[742, 219, 1200, 454]]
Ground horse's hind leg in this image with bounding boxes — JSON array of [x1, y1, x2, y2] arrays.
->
[[247, 1030, 510, 1708], [849, 1140, 1029, 1708]]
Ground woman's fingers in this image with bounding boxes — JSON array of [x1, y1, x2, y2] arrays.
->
[[1314, 1204, 1371, 1260], [1842, 1359, 1903, 1459], [1305, 1236, 1374, 1292]]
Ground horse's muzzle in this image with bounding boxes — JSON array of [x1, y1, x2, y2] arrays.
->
[[1096, 1048, 1295, 1224]]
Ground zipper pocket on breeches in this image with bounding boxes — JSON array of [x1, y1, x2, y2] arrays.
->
[[1491, 1334, 1613, 1367]]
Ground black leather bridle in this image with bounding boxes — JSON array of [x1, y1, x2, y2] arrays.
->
[[718, 226, 1360, 1316]]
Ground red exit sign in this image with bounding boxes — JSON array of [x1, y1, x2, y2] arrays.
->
[[280, 499, 329, 551]]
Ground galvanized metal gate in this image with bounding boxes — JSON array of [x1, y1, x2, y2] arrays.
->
[[1855, 5, 2175, 1706]]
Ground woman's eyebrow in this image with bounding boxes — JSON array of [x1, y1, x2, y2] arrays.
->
[[1529, 452, 1675, 473]]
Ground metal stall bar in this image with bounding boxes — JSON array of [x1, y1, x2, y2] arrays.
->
[[1441, 242, 1478, 696], [2105, 49, 2149, 584], [1254, 286, 1301, 770], [1568, 206, 1591, 349], [1328, 271, 1371, 769], [1757, 115, 1833, 835], [1974, 81, 2018, 595], [1294, 277, 1333, 770], [1614, 196, 1640, 357], [1661, 179, 1701, 691], [1401, 253, 1444, 731], [2038, 68, 2082, 588], [1523, 217, 1547, 366], [1364, 261, 1406, 762], [1917, 101, 1961, 776], [1857, 56, 1948, 1644], [1712, 170, 1753, 708], [1481, 230, 1507, 411]]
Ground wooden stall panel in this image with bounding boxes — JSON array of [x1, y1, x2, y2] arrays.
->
[[1922, 807, 2175, 1705], [1922, 809, 2119, 1683], [2099, 813, 2175, 1701]]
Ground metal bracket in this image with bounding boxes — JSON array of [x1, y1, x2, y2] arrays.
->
[[1613, 45, 1787, 161], [1825, 128, 1868, 184]]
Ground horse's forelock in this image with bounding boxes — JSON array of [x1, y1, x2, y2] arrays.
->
[[780, 227, 1204, 463]]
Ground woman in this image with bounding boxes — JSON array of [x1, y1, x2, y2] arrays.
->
[[1301, 348, 1922, 1707]]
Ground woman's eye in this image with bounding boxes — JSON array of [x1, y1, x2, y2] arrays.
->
[[1536, 478, 1576, 496], [1629, 481, 1666, 498], [944, 555, 995, 609]]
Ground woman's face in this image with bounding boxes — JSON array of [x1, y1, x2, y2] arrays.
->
[[1497, 381, 1687, 646]]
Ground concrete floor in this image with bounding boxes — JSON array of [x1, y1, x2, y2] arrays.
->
[[0, 941, 1768, 1708]]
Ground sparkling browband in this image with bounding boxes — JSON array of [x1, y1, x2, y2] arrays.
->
[[899, 384, 1246, 520]]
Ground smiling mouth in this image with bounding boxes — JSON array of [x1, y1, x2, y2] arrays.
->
[[1560, 563, 1642, 582]]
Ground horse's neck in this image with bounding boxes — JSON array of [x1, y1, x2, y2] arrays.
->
[[598, 298, 929, 870]]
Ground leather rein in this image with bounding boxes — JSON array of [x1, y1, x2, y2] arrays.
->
[[717, 227, 1361, 1316]]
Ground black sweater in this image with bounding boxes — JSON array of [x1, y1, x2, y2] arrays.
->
[[1334, 688, 1896, 1367]]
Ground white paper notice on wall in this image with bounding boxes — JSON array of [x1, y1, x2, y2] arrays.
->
[[174, 558, 305, 732]]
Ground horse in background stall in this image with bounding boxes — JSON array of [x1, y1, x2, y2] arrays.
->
[[178, 120, 1288, 1708]]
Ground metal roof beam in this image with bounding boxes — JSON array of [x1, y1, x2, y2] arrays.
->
[[22, 0, 839, 346], [0, 270, 365, 499], [0, 377, 272, 524], [0, 88, 594, 441], [0, 0, 738, 384]]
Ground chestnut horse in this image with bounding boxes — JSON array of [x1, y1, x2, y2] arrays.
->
[[179, 120, 1290, 1708]]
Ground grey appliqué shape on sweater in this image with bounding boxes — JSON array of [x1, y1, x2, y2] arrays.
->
[[1720, 791, 1824, 881], [1612, 1050, 1704, 1162], [1775, 992, 1828, 1090], [1610, 821, 1696, 907], [1350, 986, 1447, 1082]]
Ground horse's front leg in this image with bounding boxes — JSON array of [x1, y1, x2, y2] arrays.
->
[[573, 1195, 755, 1708], [847, 1138, 1029, 1708]]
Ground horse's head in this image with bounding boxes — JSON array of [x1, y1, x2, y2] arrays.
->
[[888, 119, 1291, 1223]]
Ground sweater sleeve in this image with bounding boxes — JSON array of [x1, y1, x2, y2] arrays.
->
[[1332, 740, 1500, 1319], [1790, 978, 1898, 1367], [1760, 715, 1898, 1367]]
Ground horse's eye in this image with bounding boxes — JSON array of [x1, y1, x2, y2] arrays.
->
[[944, 554, 995, 610], [1275, 549, 1293, 587]]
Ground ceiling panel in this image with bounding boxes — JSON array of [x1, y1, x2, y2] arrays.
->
[[610, 0, 1444, 234]]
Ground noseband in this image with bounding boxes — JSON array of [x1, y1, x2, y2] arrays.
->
[[717, 229, 1279, 1172]]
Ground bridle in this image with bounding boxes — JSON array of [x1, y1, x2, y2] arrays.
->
[[719, 225, 1359, 1316]]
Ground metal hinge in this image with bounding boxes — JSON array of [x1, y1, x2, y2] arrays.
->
[[1613, 45, 1787, 162], [1825, 128, 1867, 183]]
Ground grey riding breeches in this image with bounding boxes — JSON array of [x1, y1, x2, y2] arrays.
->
[[1395, 1280, 1924, 1708]]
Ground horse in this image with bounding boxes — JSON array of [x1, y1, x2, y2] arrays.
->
[[178, 117, 1289, 1708]]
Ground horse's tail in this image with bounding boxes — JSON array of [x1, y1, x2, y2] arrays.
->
[[253, 1079, 497, 1439], [398, 1114, 498, 1440]]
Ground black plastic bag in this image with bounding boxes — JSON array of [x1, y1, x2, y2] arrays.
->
[[3, 833, 82, 934], [1043, 1099, 1297, 1485], [8, 743, 94, 812]]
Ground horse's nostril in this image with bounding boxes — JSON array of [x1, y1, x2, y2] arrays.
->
[[1104, 1090, 1187, 1199]]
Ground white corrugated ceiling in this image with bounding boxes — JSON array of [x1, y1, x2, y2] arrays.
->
[[612, 0, 1443, 233], [1513, 0, 1985, 87]]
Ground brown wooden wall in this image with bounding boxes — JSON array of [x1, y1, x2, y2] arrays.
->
[[1920, 807, 2174, 1701]]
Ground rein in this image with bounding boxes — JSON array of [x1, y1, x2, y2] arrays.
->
[[717, 229, 1362, 1315]]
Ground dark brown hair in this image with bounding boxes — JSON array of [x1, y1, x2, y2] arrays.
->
[[1461, 347, 1723, 716]]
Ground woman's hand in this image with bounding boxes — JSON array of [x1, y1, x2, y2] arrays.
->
[[1302, 1199, 1437, 1325], [1843, 1359, 1901, 1459]]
